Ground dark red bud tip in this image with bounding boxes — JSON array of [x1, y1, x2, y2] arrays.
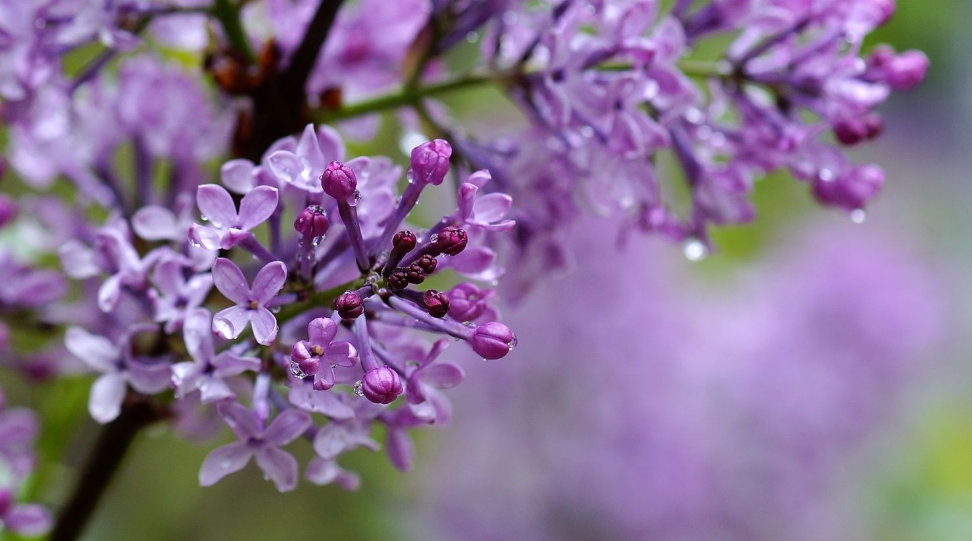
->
[[320, 161, 358, 200], [294, 205, 330, 237], [387, 269, 409, 291], [423, 289, 450, 318], [405, 264, 425, 284], [335, 291, 364, 320], [416, 254, 437, 274], [392, 230, 417, 253], [433, 227, 467, 256]]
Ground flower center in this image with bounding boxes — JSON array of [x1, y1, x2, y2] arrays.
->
[[248, 300, 260, 310]]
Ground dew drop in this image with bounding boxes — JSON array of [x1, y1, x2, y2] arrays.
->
[[200, 215, 209, 222], [270, 305, 281, 314], [819, 168, 835, 182], [289, 361, 307, 379], [405, 170, 414, 184], [466, 31, 479, 43], [850, 209, 867, 224], [351, 190, 361, 206], [353, 380, 364, 396], [462, 321, 476, 328], [189, 240, 201, 248], [683, 239, 708, 262], [428, 233, 439, 244]]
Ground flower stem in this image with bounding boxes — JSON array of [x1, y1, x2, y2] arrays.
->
[[49, 400, 165, 541], [313, 59, 729, 123], [212, 0, 254, 62]]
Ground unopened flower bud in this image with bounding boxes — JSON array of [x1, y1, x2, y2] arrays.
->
[[294, 205, 330, 237], [415, 254, 437, 274], [447, 283, 491, 322], [361, 366, 403, 404], [387, 269, 408, 291], [409, 139, 452, 186], [886, 50, 929, 91], [336, 291, 364, 320], [405, 264, 425, 284], [833, 114, 883, 146], [433, 227, 467, 256], [393, 230, 417, 253], [320, 161, 357, 201], [422, 290, 450, 318], [470, 322, 517, 360]]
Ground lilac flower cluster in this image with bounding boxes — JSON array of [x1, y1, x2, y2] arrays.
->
[[0, 0, 927, 537], [0, 386, 51, 537]]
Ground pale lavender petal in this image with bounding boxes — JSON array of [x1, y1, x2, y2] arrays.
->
[[171, 362, 202, 398], [422, 362, 465, 389], [151, 259, 185, 296], [255, 446, 299, 492], [211, 258, 250, 305], [0, 409, 39, 447], [457, 182, 477, 220], [472, 193, 513, 223], [266, 151, 303, 186], [131, 206, 179, 241], [307, 317, 337, 345], [65, 327, 118, 371], [238, 186, 279, 231], [58, 240, 100, 279], [221, 159, 256, 194], [195, 184, 238, 229], [185, 274, 214, 306], [198, 441, 253, 487], [288, 385, 355, 420], [448, 246, 496, 274], [4, 504, 53, 536], [89, 372, 127, 424], [296, 124, 325, 176], [251, 261, 287, 304], [323, 342, 357, 368], [249, 308, 279, 346], [219, 228, 252, 250], [305, 457, 360, 489], [263, 409, 312, 446], [183, 308, 215, 363], [188, 223, 223, 251], [199, 378, 235, 403], [313, 423, 353, 459], [317, 125, 346, 162], [127, 361, 173, 394], [213, 306, 249, 340], [217, 401, 261, 440], [212, 352, 261, 377], [97, 273, 123, 312]]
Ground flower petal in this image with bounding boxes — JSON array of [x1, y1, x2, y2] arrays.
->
[[266, 150, 302, 185], [213, 306, 249, 340], [65, 327, 119, 371], [263, 409, 312, 446], [216, 401, 261, 439], [307, 317, 337, 345], [421, 361, 465, 389], [472, 192, 513, 223], [211, 258, 250, 305], [89, 372, 127, 424], [195, 184, 238, 229], [4, 504, 53, 536], [386, 428, 414, 472], [249, 308, 279, 346], [288, 385, 354, 420], [323, 341, 358, 367], [251, 261, 287, 304], [220, 159, 255, 194], [198, 441, 253, 487], [238, 186, 279, 231], [255, 446, 299, 492]]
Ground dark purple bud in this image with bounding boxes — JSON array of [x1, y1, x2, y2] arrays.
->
[[833, 114, 883, 146], [405, 264, 425, 284], [470, 322, 517, 360], [0, 195, 16, 229], [336, 291, 364, 320], [813, 164, 884, 212], [320, 161, 358, 201], [409, 139, 452, 186], [422, 290, 450, 318], [393, 230, 417, 253], [432, 227, 467, 256], [290, 341, 320, 377], [387, 269, 409, 291], [415, 254, 437, 274], [294, 205, 330, 237], [0, 488, 12, 516], [361, 366, 403, 404]]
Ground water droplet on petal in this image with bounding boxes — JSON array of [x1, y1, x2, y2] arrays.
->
[[683, 239, 708, 262], [270, 305, 281, 314], [353, 380, 364, 396], [819, 168, 835, 182], [351, 190, 361, 207], [200, 215, 209, 222], [429, 233, 439, 244], [850, 209, 867, 224], [289, 361, 307, 379], [466, 31, 479, 43], [462, 321, 476, 328]]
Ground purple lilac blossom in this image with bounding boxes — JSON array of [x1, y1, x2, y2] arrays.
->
[[0, 385, 52, 536]]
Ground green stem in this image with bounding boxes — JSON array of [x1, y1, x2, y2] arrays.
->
[[314, 59, 729, 123], [212, 0, 254, 62]]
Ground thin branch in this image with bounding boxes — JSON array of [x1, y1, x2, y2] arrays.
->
[[280, 0, 346, 93]]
